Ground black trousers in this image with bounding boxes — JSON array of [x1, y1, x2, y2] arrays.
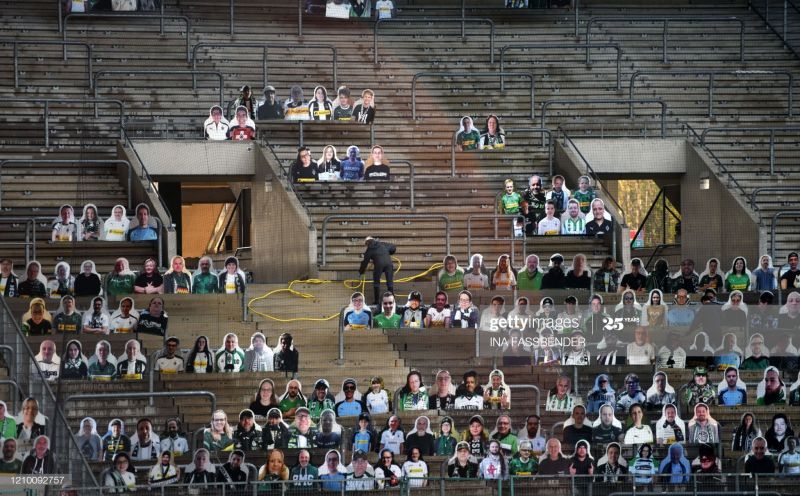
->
[[372, 263, 394, 304]]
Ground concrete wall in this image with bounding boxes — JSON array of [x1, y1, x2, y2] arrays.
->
[[556, 137, 760, 271], [249, 149, 317, 283], [130, 141, 256, 179], [680, 144, 761, 270]]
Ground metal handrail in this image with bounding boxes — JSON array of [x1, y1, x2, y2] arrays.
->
[[0, 380, 24, 412], [94, 70, 224, 112], [65, 391, 217, 417], [451, 127, 553, 177], [630, 69, 794, 118], [192, 42, 338, 90], [643, 243, 680, 271], [0, 159, 133, 212], [213, 193, 244, 254], [374, 17, 495, 65], [749, 0, 800, 59], [629, 186, 681, 249], [509, 384, 541, 417], [557, 126, 628, 228], [412, 72, 535, 120], [0, 97, 125, 147], [0, 219, 34, 263], [585, 16, 745, 64], [682, 122, 749, 201], [700, 126, 800, 175], [2, 39, 92, 88], [390, 161, 416, 210], [467, 214, 522, 267], [321, 214, 451, 265], [338, 305, 347, 362], [121, 128, 175, 231], [0, 346, 15, 386], [770, 210, 800, 261], [499, 42, 622, 91], [544, 99, 667, 139], [751, 187, 800, 211], [64, 12, 191, 62]]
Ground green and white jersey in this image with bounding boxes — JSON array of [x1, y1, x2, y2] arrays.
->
[[572, 190, 595, 214], [725, 273, 750, 292], [457, 130, 480, 151], [375, 313, 401, 329], [500, 192, 522, 214], [561, 216, 586, 235], [192, 273, 219, 294], [214, 348, 245, 372], [439, 269, 465, 293], [509, 456, 537, 476], [54, 312, 82, 333]]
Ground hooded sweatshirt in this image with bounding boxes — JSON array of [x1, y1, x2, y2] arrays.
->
[[243, 332, 274, 372]]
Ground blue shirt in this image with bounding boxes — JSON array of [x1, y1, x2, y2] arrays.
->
[[340, 159, 364, 181], [667, 307, 695, 327], [345, 310, 371, 328], [336, 400, 364, 417], [320, 472, 345, 491], [753, 268, 777, 291], [128, 227, 158, 241], [353, 431, 372, 453], [719, 388, 746, 406]]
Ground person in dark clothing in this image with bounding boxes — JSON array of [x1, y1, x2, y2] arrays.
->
[[290, 146, 319, 183], [216, 450, 249, 492], [257, 86, 284, 120], [359, 236, 396, 305], [273, 333, 299, 374], [541, 254, 567, 290]]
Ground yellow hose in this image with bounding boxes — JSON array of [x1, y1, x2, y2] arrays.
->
[[246, 257, 443, 322]]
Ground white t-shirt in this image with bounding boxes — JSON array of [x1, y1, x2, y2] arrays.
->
[[380, 429, 405, 455], [103, 218, 129, 241], [366, 390, 389, 415], [224, 274, 237, 294], [463, 272, 488, 290], [537, 217, 561, 236], [426, 307, 450, 327], [627, 342, 655, 365], [780, 451, 800, 474], [376, 0, 394, 19], [110, 315, 138, 333], [623, 425, 654, 445], [402, 460, 427, 487], [454, 395, 484, 410], [154, 356, 184, 373], [82, 311, 109, 331]]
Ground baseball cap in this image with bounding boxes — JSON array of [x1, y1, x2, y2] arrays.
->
[[550, 253, 564, 263], [263, 85, 276, 94], [408, 291, 422, 301], [693, 366, 708, 376]]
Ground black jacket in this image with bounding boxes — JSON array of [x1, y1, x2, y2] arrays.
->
[[359, 240, 395, 273]]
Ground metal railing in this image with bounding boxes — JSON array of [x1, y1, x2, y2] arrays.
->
[[700, 126, 800, 175], [509, 384, 541, 417], [65, 391, 217, 417], [94, 70, 224, 113], [321, 214, 451, 265], [629, 186, 681, 249], [683, 122, 749, 201], [64, 12, 191, 62], [0, 159, 133, 212], [2, 39, 92, 89], [0, 219, 35, 264], [557, 126, 628, 228], [467, 214, 523, 268], [751, 186, 800, 211], [412, 71, 535, 120], [543, 99, 668, 139], [121, 128, 176, 233], [585, 16, 745, 64], [192, 42, 338, 90], [374, 17, 495, 64], [630, 69, 794, 118], [770, 210, 800, 261], [391, 161, 417, 210], [750, 0, 800, 58], [499, 42, 623, 91], [0, 97, 125, 147], [451, 127, 553, 177]]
